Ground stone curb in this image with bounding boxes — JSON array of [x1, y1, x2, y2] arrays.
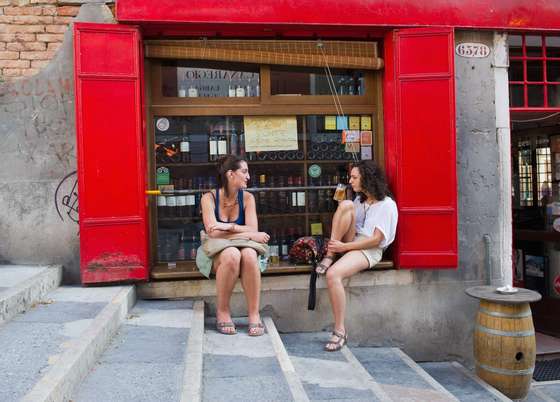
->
[[181, 300, 205, 402], [0, 265, 62, 326], [392, 348, 460, 402], [264, 316, 310, 402], [340, 346, 393, 402], [450, 361, 511, 401], [21, 285, 136, 402]]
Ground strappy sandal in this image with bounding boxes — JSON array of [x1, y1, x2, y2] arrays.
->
[[248, 322, 265, 337], [316, 255, 335, 274], [324, 330, 347, 352], [216, 321, 237, 335]]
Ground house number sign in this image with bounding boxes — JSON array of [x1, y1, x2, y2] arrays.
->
[[455, 42, 490, 58]]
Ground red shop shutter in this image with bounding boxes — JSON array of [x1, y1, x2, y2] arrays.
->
[[384, 28, 458, 268], [74, 23, 148, 283]]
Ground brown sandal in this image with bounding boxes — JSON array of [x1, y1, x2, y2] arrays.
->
[[248, 322, 265, 337], [216, 321, 237, 335], [324, 330, 347, 352], [316, 255, 335, 274]]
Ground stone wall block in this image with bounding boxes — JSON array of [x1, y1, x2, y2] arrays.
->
[[3, 67, 22, 75], [56, 6, 80, 16], [0, 33, 36, 41], [29, 58, 48, 68], [36, 32, 63, 42], [7, 40, 46, 51], [19, 49, 56, 59], [46, 41, 61, 51], [3, 6, 43, 16], [42, 6, 57, 16], [45, 24, 67, 34], [52, 15, 73, 24], [0, 58, 29, 67], [5, 24, 45, 33], [12, 15, 54, 24], [0, 50, 19, 59]]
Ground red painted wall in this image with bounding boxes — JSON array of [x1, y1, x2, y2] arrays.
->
[[117, 0, 560, 31]]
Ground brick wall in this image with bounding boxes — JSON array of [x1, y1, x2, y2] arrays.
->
[[0, 1, 114, 80]]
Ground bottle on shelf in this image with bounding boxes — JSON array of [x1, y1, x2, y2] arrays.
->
[[255, 75, 260, 97], [177, 231, 186, 260], [209, 131, 218, 162], [228, 84, 236, 97], [180, 132, 191, 163], [190, 233, 198, 260], [246, 78, 252, 97], [230, 128, 238, 156], [258, 174, 267, 214], [177, 195, 187, 217], [217, 132, 227, 157], [157, 195, 167, 218], [236, 85, 245, 97], [166, 195, 177, 218], [238, 132, 246, 158], [188, 84, 198, 97]]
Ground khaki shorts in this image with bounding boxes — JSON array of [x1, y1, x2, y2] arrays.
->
[[355, 234, 383, 269]]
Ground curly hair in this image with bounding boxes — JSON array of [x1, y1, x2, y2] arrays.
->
[[350, 161, 390, 203]]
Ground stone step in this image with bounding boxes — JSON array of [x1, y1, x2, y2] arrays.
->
[[0, 264, 62, 326], [419, 361, 511, 402], [526, 381, 560, 402], [279, 331, 391, 402], [72, 299, 202, 402], [350, 346, 460, 402], [0, 285, 134, 402], [201, 316, 296, 402]]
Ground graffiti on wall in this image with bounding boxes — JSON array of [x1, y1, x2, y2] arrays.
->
[[55, 170, 79, 223]]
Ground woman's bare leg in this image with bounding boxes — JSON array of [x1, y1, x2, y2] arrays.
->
[[239, 248, 261, 324], [213, 247, 241, 332], [317, 200, 356, 273], [325, 250, 369, 349]]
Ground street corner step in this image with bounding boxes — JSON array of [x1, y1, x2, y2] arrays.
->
[[420, 361, 512, 402], [0, 264, 62, 326]]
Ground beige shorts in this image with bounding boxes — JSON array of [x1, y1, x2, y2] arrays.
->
[[355, 234, 383, 268]]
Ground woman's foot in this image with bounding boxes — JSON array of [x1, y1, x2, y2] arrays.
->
[[324, 329, 347, 352], [216, 311, 236, 335], [248, 322, 265, 336], [316, 255, 335, 274]]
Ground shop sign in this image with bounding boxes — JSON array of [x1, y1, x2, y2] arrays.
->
[[156, 167, 170, 185], [455, 42, 490, 58], [554, 275, 560, 295]]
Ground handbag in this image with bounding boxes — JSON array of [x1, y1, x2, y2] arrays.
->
[[200, 230, 269, 257], [288, 236, 326, 310]]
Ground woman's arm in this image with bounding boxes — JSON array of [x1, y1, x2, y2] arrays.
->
[[328, 228, 385, 253]]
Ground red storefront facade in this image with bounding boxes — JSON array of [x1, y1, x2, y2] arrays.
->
[[73, 1, 560, 284]]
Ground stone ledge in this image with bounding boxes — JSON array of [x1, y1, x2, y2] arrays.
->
[[137, 269, 415, 299]]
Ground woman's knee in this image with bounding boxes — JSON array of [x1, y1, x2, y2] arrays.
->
[[219, 247, 242, 269], [326, 267, 342, 285], [240, 248, 258, 265]]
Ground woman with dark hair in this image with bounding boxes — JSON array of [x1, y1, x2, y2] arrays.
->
[[200, 155, 270, 336], [316, 161, 398, 351]]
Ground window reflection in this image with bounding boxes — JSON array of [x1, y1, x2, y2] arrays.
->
[[271, 66, 365, 96]]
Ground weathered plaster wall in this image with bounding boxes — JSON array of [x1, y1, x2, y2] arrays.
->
[[0, 3, 113, 283]]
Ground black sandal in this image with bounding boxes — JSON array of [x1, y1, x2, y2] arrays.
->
[[324, 330, 347, 352], [248, 322, 265, 337], [216, 321, 237, 335], [316, 255, 335, 274]]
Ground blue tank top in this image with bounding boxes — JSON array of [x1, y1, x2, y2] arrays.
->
[[214, 188, 245, 225]]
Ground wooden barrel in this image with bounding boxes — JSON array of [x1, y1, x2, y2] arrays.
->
[[474, 300, 536, 399]]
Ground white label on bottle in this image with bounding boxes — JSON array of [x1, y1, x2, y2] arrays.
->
[[178, 89, 186, 97], [176, 196, 186, 206], [157, 196, 167, 206], [297, 192, 306, 206], [229, 86, 236, 97], [180, 141, 190, 152], [188, 86, 198, 97], [218, 140, 227, 155], [209, 140, 217, 155], [291, 192, 297, 207], [270, 245, 279, 256], [167, 196, 177, 207], [186, 195, 196, 206], [236, 86, 245, 97]]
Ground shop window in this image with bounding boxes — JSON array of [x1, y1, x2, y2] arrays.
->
[[514, 137, 551, 207], [508, 34, 560, 110], [270, 65, 365, 96]]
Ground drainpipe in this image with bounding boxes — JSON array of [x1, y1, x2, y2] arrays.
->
[[493, 32, 512, 287]]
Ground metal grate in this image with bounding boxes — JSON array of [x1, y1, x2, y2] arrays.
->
[[533, 358, 560, 381]]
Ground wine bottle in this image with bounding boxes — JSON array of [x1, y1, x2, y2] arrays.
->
[[166, 196, 177, 218], [238, 132, 246, 158], [217, 133, 227, 157], [180, 135, 190, 163], [157, 195, 167, 218], [230, 128, 238, 156], [209, 132, 218, 162]]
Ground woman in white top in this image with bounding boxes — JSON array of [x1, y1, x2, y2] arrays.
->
[[316, 161, 398, 351]]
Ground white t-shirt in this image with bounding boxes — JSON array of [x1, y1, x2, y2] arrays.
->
[[354, 195, 398, 249]]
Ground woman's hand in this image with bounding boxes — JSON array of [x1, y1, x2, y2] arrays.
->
[[328, 239, 348, 254], [251, 232, 270, 243]]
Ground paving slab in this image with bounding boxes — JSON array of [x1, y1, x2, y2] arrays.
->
[[420, 362, 510, 402], [202, 320, 294, 402], [281, 332, 382, 401], [0, 286, 121, 402], [528, 382, 560, 401], [350, 347, 458, 402], [73, 299, 193, 402]]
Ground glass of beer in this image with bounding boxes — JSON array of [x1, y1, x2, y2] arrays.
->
[[333, 183, 346, 202]]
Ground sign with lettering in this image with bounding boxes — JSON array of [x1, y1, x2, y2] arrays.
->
[[455, 42, 490, 58], [243, 116, 298, 152]]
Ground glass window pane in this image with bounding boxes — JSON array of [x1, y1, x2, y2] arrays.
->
[[546, 36, 560, 58], [508, 35, 523, 57], [509, 60, 524, 81], [161, 60, 260, 98], [526, 35, 543, 57], [547, 85, 560, 107], [510, 84, 525, 107], [547, 60, 560, 82], [527, 60, 544, 82], [270, 66, 365, 96], [527, 85, 544, 106]]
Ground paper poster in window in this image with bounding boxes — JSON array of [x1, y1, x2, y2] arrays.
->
[[336, 116, 348, 130], [360, 131, 373, 146], [361, 115, 372, 130], [325, 116, 337, 130], [361, 146, 373, 160], [349, 116, 361, 130], [243, 116, 298, 152]]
